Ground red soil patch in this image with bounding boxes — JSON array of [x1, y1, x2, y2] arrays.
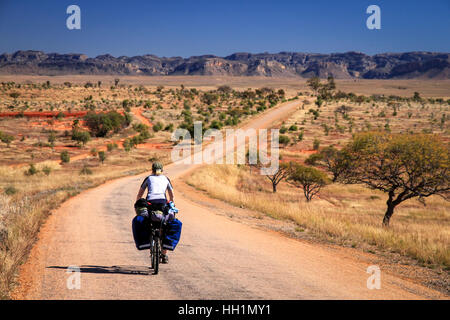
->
[[136, 142, 172, 150], [0, 111, 88, 118], [131, 108, 152, 127]]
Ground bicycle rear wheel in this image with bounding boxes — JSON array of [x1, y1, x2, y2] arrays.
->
[[149, 234, 154, 270], [152, 236, 160, 275]]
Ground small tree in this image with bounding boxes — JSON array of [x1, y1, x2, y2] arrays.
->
[[48, 131, 56, 147], [153, 122, 164, 132], [315, 97, 324, 108], [335, 105, 353, 117], [71, 130, 91, 146], [98, 151, 106, 164], [9, 92, 20, 99], [123, 140, 131, 152], [60, 151, 70, 163], [0, 131, 14, 147], [313, 138, 320, 151], [307, 77, 321, 94], [24, 163, 39, 176], [265, 162, 291, 193], [288, 163, 330, 202], [340, 132, 450, 226], [279, 135, 290, 147]]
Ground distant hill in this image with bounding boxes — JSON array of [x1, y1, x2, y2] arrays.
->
[[0, 50, 449, 79]]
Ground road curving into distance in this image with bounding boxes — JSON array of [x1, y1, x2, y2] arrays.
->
[[12, 101, 446, 299]]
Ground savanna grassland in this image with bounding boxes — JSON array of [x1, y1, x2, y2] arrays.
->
[[0, 77, 289, 298], [0, 76, 449, 297], [185, 78, 450, 291]]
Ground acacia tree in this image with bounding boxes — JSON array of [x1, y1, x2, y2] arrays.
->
[[306, 77, 321, 94], [318, 76, 336, 100], [265, 162, 291, 193], [340, 132, 449, 226], [288, 163, 330, 202]]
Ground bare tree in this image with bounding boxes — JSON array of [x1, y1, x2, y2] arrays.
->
[[265, 162, 291, 193]]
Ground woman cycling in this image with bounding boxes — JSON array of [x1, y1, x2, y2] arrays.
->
[[136, 161, 174, 263]]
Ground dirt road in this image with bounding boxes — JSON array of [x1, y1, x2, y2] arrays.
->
[[12, 101, 445, 299]]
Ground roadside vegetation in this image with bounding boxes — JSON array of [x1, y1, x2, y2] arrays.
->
[[187, 78, 450, 271], [0, 148, 172, 299], [0, 79, 290, 299], [187, 162, 449, 269], [0, 81, 288, 165]]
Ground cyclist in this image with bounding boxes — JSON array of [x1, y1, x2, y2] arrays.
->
[[136, 161, 174, 263]]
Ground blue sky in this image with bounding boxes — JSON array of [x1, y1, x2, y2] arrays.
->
[[0, 0, 449, 57]]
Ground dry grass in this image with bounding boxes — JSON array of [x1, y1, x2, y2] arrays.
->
[[274, 98, 449, 156], [0, 149, 171, 298], [0, 79, 287, 298], [186, 164, 450, 268]]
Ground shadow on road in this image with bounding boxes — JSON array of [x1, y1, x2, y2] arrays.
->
[[47, 265, 152, 275]]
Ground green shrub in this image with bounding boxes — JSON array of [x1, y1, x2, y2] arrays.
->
[[42, 166, 52, 176], [79, 166, 93, 175], [98, 151, 106, 164], [0, 130, 14, 147], [60, 151, 70, 163], [4, 186, 17, 195], [153, 122, 164, 132], [71, 130, 91, 146], [279, 126, 288, 134], [107, 143, 118, 152], [84, 111, 128, 137], [279, 135, 290, 146], [164, 123, 174, 132], [24, 163, 38, 176], [313, 138, 321, 151]]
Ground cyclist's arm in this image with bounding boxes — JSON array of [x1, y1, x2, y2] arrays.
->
[[136, 177, 148, 201], [166, 176, 174, 202], [167, 188, 174, 202], [136, 187, 145, 201]]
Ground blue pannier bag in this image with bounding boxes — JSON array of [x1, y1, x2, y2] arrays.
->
[[162, 218, 182, 251], [132, 215, 151, 250]]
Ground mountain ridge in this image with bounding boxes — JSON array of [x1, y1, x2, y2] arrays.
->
[[0, 50, 449, 79]]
